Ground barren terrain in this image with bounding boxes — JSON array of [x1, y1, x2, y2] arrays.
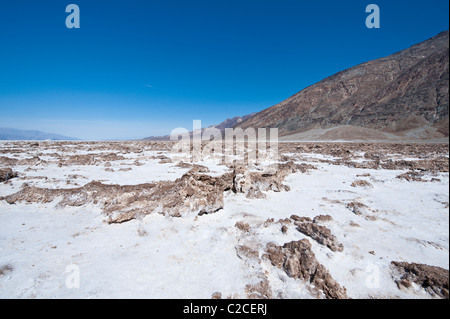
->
[[0, 141, 448, 299]]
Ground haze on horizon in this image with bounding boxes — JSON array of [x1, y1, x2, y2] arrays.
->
[[0, 0, 448, 140]]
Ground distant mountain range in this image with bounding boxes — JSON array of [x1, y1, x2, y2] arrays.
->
[[142, 113, 256, 141], [0, 127, 79, 141], [236, 30, 449, 141], [144, 31, 448, 142], [5, 31, 448, 143]]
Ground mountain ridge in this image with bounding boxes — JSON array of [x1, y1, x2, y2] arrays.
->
[[236, 30, 449, 140], [142, 113, 256, 141]]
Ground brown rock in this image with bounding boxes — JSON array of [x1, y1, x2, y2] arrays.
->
[[235, 221, 251, 233], [313, 214, 333, 223], [0, 168, 17, 182], [346, 202, 368, 215], [231, 161, 303, 198], [2, 167, 228, 222], [264, 240, 347, 299], [236, 245, 259, 260], [396, 171, 426, 182], [351, 180, 373, 188], [211, 292, 222, 299], [277, 218, 292, 225], [296, 222, 344, 252], [245, 278, 272, 299], [391, 261, 449, 299], [290, 215, 312, 223]]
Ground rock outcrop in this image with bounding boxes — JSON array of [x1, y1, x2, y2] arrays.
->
[[296, 222, 344, 252], [231, 161, 313, 198], [0, 161, 307, 223], [391, 261, 449, 299], [264, 240, 347, 299], [0, 167, 230, 222], [0, 168, 17, 182]]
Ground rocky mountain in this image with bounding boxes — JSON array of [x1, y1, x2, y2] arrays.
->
[[211, 113, 256, 132], [237, 30, 449, 140], [142, 113, 256, 140], [0, 127, 79, 141]]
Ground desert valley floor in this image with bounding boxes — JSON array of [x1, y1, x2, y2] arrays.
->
[[0, 141, 448, 299]]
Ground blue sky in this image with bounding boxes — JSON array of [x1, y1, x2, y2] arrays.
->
[[0, 0, 448, 139]]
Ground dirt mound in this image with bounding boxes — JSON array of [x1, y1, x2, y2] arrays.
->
[[264, 240, 347, 299], [391, 261, 449, 299], [434, 116, 449, 136], [384, 114, 430, 133], [318, 126, 394, 141]]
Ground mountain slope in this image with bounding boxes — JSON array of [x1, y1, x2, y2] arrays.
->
[[142, 113, 256, 140], [0, 127, 79, 141], [211, 113, 256, 133], [237, 30, 449, 140]]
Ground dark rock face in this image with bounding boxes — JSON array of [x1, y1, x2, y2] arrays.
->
[[238, 31, 449, 137]]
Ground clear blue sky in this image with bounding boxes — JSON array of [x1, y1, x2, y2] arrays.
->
[[0, 0, 448, 139]]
